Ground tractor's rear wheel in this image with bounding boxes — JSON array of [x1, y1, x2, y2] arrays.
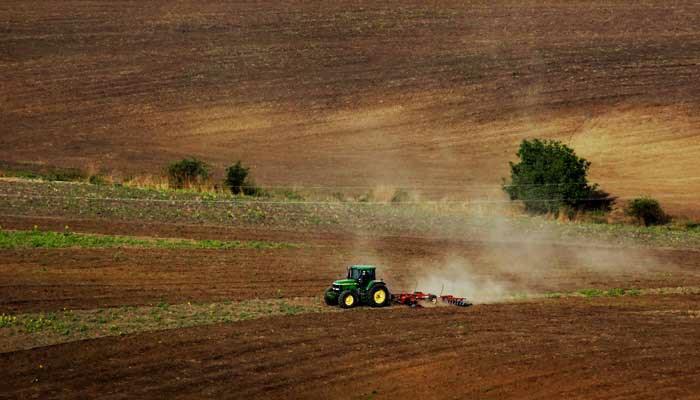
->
[[339, 291, 358, 309], [324, 288, 337, 306], [369, 286, 390, 307]]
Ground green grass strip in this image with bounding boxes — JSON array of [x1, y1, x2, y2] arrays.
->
[[0, 298, 330, 352], [0, 229, 296, 250], [540, 287, 654, 300]]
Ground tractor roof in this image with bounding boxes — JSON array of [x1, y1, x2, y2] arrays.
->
[[349, 265, 375, 271]]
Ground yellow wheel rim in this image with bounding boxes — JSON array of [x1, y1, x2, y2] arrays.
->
[[344, 295, 355, 306], [373, 289, 386, 304]]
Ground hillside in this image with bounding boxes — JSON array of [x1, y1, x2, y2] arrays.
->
[[1, 1, 699, 215]]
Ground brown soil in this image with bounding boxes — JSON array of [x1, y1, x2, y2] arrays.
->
[[2, 3, 700, 393], [2, 216, 700, 314], [2, 1, 700, 216], [1, 214, 699, 397], [2, 295, 699, 399]]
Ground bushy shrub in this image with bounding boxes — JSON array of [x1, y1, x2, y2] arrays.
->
[[225, 161, 263, 196], [225, 161, 248, 194], [503, 139, 613, 214], [167, 158, 210, 189], [626, 197, 669, 226]]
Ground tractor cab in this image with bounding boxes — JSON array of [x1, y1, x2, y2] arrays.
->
[[324, 265, 391, 308], [347, 265, 376, 286]]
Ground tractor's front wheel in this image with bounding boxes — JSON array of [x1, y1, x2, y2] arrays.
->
[[369, 286, 390, 307], [339, 291, 358, 309], [324, 288, 337, 306]]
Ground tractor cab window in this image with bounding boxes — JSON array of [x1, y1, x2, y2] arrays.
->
[[348, 268, 362, 280], [348, 268, 375, 281]]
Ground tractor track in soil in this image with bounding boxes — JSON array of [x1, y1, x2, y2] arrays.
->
[[1, 295, 699, 399]]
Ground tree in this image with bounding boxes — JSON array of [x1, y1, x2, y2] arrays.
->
[[503, 139, 611, 214], [167, 158, 209, 189]]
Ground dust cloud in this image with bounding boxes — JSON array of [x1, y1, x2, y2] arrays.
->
[[406, 214, 664, 304], [413, 256, 515, 303]]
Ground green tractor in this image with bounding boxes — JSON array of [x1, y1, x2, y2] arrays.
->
[[324, 265, 391, 308]]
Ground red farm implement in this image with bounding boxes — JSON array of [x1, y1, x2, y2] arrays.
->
[[392, 291, 472, 308]]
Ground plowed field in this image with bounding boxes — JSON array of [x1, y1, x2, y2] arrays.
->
[[0, 212, 699, 398], [2, 296, 699, 399], [2, 215, 700, 315], [2, 1, 700, 215], [2, 2, 700, 398]]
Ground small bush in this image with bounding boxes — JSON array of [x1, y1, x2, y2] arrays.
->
[[626, 197, 669, 226], [167, 158, 210, 189], [225, 161, 263, 196], [225, 161, 249, 194]]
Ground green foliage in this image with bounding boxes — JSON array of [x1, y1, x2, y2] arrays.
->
[[577, 288, 639, 298], [23, 314, 56, 333], [242, 178, 265, 196], [0, 229, 296, 250], [626, 197, 669, 226], [46, 169, 86, 182], [225, 161, 249, 195], [167, 158, 210, 189], [503, 139, 612, 214], [0, 314, 17, 328], [686, 222, 700, 230], [0, 161, 86, 182], [279, 302, 304, 315], [577, 288, 605, 298], [225, 161, 264, 196], [243, 208, 267, 223], [1, 299, 326, 351]]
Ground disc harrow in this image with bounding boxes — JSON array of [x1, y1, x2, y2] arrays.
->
[[392, 291, 472, 308]]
